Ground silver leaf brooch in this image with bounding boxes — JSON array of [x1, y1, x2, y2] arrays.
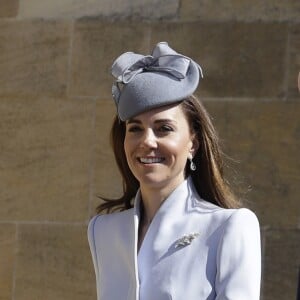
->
[[174, 232, 200, 249]]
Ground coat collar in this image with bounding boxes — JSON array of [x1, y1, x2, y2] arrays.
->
[[129, 177, 220, 298], [133, 177, 194, 230], [133, 176, 219, 222], [132, 178, 194, 290]]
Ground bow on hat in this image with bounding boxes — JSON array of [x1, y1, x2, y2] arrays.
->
[[111, 42, 203, 103]]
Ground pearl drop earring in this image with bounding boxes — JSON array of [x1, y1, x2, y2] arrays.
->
[[189, 157, 196, 171]]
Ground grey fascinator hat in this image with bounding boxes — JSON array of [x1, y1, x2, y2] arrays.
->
[[111, 41, 203, 121]]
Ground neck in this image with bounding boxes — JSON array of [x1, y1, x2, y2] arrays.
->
[[139, 178, 186, 223]]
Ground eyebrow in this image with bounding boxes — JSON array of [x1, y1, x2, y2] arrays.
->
[[126, 119, 141, 125], [127, 118, 177, 125]]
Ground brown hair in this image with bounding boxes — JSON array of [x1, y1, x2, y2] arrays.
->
[[96, 95, 240, 213]]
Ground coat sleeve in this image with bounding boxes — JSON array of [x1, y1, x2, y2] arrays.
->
[[87, 215, 101, 300], [215, 208, 261, 300]]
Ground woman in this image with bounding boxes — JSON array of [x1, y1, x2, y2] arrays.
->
[[88, 42, 261, 300]]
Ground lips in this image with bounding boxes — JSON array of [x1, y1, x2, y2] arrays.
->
[[138, 157, 165, 164]]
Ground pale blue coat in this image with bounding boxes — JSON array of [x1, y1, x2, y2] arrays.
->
[[88, 178, 261, 300]]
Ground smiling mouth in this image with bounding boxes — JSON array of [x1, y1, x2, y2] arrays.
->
[[138, 157, 165, 164]]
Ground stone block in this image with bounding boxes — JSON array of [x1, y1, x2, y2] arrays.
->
[[151, 22, 287, 98], [204, 100, 300, 228], [0, 20, 70, 97], [18, 0, 178, 19], [180, 0, 300, 22], [91, 100, 123, 215], [19, 0, 179, 19], [0, 96, 95, 222], [0, 0, 19, 18], [287, 24, 300, 100], [70, 20, 150, 98], [15, 224, 96, 300], [263, 229, 300, 300], [0, 224, 16, 300]]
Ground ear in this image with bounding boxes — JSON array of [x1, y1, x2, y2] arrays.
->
[[188, 134, 199, 158]]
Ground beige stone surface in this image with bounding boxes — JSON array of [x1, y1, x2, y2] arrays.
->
[[263, 229, 300, 300], [0, 0, 19, 18], [0, 96, 95, 222], [288, 24, 300, 99], [0, 14, 296, 300], [70, 21, 150, 98], [0, 20, 70, 97], [18, 0, 178, 19], [14, 224, 96, 300], [180, 0, 300, 21], [91, 100, 123, 214], [204, 100, 300, 228], [0, 224, 16, 300], [151, 22, 287, 98]]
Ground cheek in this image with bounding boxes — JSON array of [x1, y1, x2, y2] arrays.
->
[[163, 137, 191, 158], [123, 136, 131, 160], [124, 135, 138, 166]]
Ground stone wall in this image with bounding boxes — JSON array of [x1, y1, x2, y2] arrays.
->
[[0, 1, 299, 299]]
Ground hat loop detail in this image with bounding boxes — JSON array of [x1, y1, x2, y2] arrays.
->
[[119, 54, 191, 84], [111, 42, 203, 104]]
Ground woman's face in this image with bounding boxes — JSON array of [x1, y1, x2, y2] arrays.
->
[[124, 104, 197, 191]]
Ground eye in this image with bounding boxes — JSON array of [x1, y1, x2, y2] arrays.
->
[[127, 125, 143, 133], [158, 125, 174, 132]]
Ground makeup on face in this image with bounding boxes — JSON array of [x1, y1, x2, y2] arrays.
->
[[124, 104, 196, 191]]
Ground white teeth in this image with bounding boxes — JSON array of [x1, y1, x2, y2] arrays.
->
[[140, 157, 164, 164]]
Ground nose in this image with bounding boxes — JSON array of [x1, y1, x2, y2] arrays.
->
[[140, 129, 158, 149]]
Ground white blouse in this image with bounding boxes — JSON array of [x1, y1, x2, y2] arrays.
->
[[88, 178, 261, 300]]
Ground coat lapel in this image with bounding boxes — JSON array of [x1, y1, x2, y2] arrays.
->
[[135, 179, 192, 283]]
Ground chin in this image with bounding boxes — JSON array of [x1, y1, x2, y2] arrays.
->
[[137, 174, 168, 188], [137, 173, 184, 191]]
